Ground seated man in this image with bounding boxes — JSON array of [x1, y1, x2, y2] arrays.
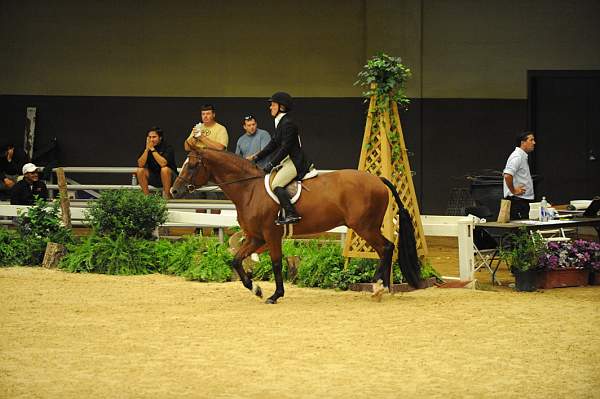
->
[[184, 104, 229, 201], [136, 127, 177, 199], [235, 115, 272, 168], [184, 104, 229, 152], [10, 163, 49, 205], [0, 143, 26, 199]]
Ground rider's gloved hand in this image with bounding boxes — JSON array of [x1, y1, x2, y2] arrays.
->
[[263, 163, 274, 173]]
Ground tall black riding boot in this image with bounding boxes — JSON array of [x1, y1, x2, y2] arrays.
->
[[273, 187, 301, 225]]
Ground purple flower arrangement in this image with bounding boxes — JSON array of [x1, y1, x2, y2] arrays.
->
[[538, 239, 600, 271]]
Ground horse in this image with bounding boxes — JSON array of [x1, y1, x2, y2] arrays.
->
[[171, 149, 421, 304]]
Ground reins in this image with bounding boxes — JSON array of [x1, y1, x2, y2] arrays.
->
[[199, 175, 264, 193], [178, 154, 264, 192]]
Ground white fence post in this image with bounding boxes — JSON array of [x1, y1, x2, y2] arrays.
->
[[457, 218, 475, 281]]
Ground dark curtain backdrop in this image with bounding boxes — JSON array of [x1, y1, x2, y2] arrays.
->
[[0, 95, 526, 213]]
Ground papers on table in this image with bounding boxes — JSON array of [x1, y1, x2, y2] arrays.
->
[[512, 219, 579, 225]]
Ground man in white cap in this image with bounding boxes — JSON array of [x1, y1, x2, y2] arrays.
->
[[10, 163, 49, 205]]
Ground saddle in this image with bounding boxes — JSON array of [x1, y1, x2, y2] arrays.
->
[[264, 167, 319, 204]]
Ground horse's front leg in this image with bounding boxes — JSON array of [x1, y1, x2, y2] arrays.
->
[[266, 239, 285, 304], [231, 235, 265, 299]]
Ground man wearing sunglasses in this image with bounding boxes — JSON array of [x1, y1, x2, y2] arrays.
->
[[235, 115, 272, 169]]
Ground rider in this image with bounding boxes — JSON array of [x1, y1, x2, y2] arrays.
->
[[251, 92, 312, 225]]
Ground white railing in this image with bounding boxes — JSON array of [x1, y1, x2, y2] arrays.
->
[[0, 203, 475, 281]]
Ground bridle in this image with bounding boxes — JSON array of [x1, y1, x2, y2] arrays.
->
[[177, 153, 263, 193]]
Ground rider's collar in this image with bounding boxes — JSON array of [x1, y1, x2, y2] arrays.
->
[[275, 112, 286, 128]]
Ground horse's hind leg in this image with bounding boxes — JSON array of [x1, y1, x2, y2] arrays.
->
[[350, 226, 394, 297], [232, 235, 265, 299], [374, 240, 394, 288]]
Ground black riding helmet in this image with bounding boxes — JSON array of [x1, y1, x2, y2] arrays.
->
[[269, 92, 293, 112]]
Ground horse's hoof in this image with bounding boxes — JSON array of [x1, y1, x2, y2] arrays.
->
[[371, 279, 385, 302], [265, 297, 277, 304], [252, 284, 263, 298]]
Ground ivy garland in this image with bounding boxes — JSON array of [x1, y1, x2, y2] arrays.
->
[[355, 52, 411, 167]]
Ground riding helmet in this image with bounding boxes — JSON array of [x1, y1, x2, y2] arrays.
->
[[269, 92, 293, 112]]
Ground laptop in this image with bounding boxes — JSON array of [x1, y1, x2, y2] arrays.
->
[[582, 197, 600, 217]]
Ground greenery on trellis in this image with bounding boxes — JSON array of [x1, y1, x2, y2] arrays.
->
[[355, 52, 411, 166]]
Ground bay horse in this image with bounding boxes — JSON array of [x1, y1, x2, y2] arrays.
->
[[171, 149, 421, 304]]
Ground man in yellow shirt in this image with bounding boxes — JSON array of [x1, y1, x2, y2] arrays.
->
[[184, 104, 228, 152]]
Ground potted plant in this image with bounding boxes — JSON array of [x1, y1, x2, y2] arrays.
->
[[586, 240, 600, 285], [500, 228, 545, 291], [538, 239, 599, 288]]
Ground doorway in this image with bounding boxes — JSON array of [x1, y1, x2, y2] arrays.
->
[[528, 70, 600, 204]]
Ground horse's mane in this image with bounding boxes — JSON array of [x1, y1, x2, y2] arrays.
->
[[200, 149, 265, 177]]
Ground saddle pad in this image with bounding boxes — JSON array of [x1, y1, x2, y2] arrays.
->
[[264, 175, 302, 204], [264, 168, 319, 205]]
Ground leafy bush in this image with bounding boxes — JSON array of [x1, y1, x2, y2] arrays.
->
[[4, 197, 74, 265], [251, 239, 298, 281], [183, 238, 232, 282], [161, 235, 232, 282], [355, 52, 412, 108], [86, 190, 167, 239], [60, 234, 233, 281], [249, 239, 433, 290], [16, 197, 73, 245], [0, 227, 29, 266], [296, 241, 345, 288], [60, 234, 160, 275], [419, 258, 442, 281]]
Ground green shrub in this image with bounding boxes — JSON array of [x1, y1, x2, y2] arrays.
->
[[249, 240, 295, 281], [183, 238, 232, 282], [419, 258, 442, 281], [0, 227, 28, 266], [60, 234, 233, 281], [250, 238, 437, 290], [86, 189, 167, 239], [164, 235, 208, 276], [16, 197, 73, 244], [152, 238, 175, 274], [60, 234, 160, 275], [9, 197, 74, 265], [295, 241, 345, 288]]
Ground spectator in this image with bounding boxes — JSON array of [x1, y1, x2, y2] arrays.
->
[[235, 115, 272, 168], [136, 127, 177, 199], [0, 143, 27, 198], [184, 104, 228, 152], [10, 163, 49, 205]]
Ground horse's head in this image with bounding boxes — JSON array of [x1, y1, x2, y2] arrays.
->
[[171, 151, 211, 198]]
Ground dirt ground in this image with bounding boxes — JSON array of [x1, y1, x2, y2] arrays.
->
[[1, 238, 599, 398]]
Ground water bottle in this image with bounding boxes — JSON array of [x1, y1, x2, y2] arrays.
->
[[131, 173, 138, 186], [540, 196, 548, 222]]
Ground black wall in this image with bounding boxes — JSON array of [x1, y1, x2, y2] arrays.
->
[[0, 95, 527, 214]]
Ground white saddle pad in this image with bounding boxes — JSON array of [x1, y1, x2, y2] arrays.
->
[[264, 168, 319, 205]]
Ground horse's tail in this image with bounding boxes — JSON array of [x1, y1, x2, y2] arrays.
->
[[379, 177, 422, 289]]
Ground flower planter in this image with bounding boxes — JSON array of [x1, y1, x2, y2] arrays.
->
[[513, 269, 539, 292], [537, 269, 589, 289], [589, 271, 600, 286]]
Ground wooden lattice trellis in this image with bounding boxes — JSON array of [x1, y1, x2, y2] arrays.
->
[[343, 92, 428, 266]]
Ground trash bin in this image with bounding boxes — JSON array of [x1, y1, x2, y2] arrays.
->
[[469, 172, 540, 220], [468, 174, 504, 219]]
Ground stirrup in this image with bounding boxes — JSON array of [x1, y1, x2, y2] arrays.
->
[[275, 214, 301, 225]]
